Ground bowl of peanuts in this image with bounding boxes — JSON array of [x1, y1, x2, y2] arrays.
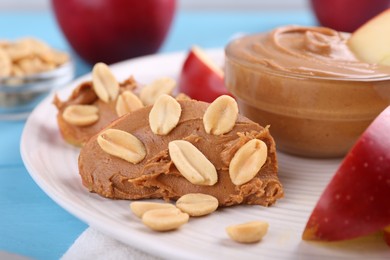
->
[[0, 37, 74, 119]]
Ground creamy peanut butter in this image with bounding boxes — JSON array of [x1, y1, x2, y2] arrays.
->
[[227, 26, 390, 78], [54, 77, 138, 146], [225, 26, 390, 158], [79, 100, 283, 207]]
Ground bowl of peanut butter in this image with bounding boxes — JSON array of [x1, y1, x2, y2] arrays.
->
[[225, 26, 390, 158]]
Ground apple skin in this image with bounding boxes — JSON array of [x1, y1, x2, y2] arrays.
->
[[178, 46, 229, 103], [302, 106, 390, 242], [51, 0, 176, 64], [310, 0, 390, 32]]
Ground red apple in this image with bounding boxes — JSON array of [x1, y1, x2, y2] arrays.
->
[[302, 106, 390, 242], [310, 0, 390, 32], [51, 0, 176, 64], [178, 46, 229, 103]]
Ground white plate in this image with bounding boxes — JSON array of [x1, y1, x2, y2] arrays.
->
[[21, 49, 390, 259]]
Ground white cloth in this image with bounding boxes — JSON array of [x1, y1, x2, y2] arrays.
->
[[62, 227, 160, 260]]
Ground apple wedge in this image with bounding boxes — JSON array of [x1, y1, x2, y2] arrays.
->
[[178, 46, 229, 102], [302, 106, 390, 243], [348, 9, 390, 66]]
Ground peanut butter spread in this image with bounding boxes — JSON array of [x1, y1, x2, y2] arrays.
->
[[226, 26, 390, 78], [78, 99, 283, 207], [53, 77, 138, 146]]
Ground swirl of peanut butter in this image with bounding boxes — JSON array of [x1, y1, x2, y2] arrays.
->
[[226, 26, 390, 78]]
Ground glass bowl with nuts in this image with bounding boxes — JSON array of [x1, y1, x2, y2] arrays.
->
[[0, 37, 74, 119]]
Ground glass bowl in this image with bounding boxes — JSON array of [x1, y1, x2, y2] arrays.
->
[[0, 60, 74, 120], [225, 40, 390, 158]]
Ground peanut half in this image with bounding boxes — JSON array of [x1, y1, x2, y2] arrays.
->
[[11, 64, 23, 77], [149, 94, 182, 135], [226, 221, 269, 243], [169, 140, 217, 186], [0, 47, 11, 77], [203, 95, 238, 135], [92, 62, 119, 103], [130, 201, 176, 218], [21, 38, 50, 57], [62, 104, 99, 126], [229, 139, 267, 185], [175, 93, 191, 101], [0, 37, 69, 78], [176, 193, 218, 217], [139, 77, 176, 106], [18, 57, 52, 75], [97, 129, 146, 164], [142, 208, 189, 231], [116, 90, 144, 117], [3, 39, 31, 61]]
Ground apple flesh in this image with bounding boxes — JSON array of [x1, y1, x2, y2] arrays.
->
[[310, 0, 390, 33], [348, 8, 390, 65], [303, 106, 390, 242], [178, 46, 229, 103], [51, 0, 176, 64]]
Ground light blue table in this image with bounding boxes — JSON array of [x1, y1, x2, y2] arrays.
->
[[0, 9, 316, 260]]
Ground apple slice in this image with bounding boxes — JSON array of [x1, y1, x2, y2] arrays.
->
[[302, 106, 390, 242], [348, 9, 390, 66], [178, 46, 229, 102]]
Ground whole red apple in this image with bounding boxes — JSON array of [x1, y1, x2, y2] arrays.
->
[[303, 106, 390, 243], [51, 0, 176, 64], [310, 0, 390, 32]]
